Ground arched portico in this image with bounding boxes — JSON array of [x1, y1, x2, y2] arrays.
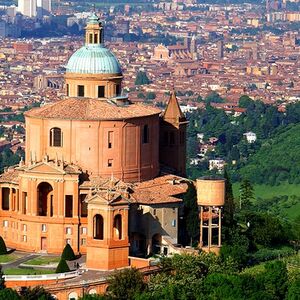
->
[[37, 182, 53, 216]]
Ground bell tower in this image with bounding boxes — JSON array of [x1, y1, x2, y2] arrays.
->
[[86, 181, 130, 270], [159, 91, 188, 176]]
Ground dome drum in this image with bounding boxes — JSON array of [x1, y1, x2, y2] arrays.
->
[[65, 73, 122, 99]]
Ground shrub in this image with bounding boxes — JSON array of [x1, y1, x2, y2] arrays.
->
[[252, 247, 295, 263], [55, 259, 70, 273], [61, 244, 76, 261], [107, 268, 145, 299], [0, 288, 20, 299], [0, 237, 7, 255]]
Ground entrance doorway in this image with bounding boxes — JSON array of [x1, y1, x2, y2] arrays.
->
[[41, 237, 47, 251]]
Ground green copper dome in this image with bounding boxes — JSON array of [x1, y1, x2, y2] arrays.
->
[[66, 45, 122, 75]]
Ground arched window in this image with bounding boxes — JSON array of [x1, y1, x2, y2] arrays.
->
[[142, 125, 149, 144], [113, 214, 122, 240], [93, 214, 104, 240], [50, 127, 62, 147]]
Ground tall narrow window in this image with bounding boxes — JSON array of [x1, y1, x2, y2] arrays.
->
[[50, 127, 62, 147], [89, 33, 93, 44], [142, 125, 149, 144], [116, 84, 121, 96], [93, 214, 104, 240], [108, 131, 113, 148], [22, 192, 27, 214], [78, 85, 85, 97], [65, 195, 73, 218], [94, 33, 98, 44], [98, 86, 105, 98], [66, 84, 69, 96]]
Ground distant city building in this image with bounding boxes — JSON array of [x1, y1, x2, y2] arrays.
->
[[217, 40, 224, 59], [37, 0, 51, 17], [243, 132, 257, 143], [209, 159, 225, 172], [18, 0, 37, 17]]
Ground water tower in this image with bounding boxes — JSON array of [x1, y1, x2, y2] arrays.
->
[[196, 177, 225, 253]]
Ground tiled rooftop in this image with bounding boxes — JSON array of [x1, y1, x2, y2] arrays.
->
[[25, 97, 161, 121]]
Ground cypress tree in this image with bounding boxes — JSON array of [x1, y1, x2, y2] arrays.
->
[[0, 265, 5, 290], [61, 243, 76, 261], [55, 259, 70, 273], [0, 236, 7, 255], [240, 179, 254, 210], [183, 182, 199, 246], [223, 170, 236, 240]]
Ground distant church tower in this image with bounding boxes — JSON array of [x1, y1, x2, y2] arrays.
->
[[159, 91, 187, 176]]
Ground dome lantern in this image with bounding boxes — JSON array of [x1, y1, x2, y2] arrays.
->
[[85, 12, 104, 46]]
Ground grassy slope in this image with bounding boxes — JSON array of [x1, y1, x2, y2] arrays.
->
[[238, 124, 300, 185], [233, 183, 300, 220]]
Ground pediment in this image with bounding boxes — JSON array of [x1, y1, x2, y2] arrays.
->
[[86, 193, 130, 207], [26, 162, 65, 175]]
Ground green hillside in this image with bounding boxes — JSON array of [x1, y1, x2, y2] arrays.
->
[[238, 124, 300, 186], [233, 183, 300, 220]]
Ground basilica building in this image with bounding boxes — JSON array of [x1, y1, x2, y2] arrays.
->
[[0, 13, 189, 270]]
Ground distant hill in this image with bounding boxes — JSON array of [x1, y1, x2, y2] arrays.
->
[[237, 124, 300, 186]]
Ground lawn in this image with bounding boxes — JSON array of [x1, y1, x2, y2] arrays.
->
[[0, 253, 21, 263], [233, 183, 300, 199], [4, 268, 54, 275], [23, 256, 60, 266], [232, 183, 300, 220]]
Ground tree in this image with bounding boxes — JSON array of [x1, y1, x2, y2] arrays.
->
[[0, 265, 5, 291], [205, 92, 224, 104], [239, 179, 254, 210], [0, 288, 20, 299], [135, 71, 150, 85], [260, 261, 288, 300], [292, 214, 300, 248], [0, 237, 7, 255], [239, 95, 253, 108], [146, 92, 156, 100], [61, 243, 76, 261], [55, 259, 70, 273], [220, 230, 250, 269], [107, 268, 145, 300], [19, 286, 55, 300], [183, 182, 199, 246], [223, 170, 236, 240], [137, 92, 145, 99], [287, 277, 300, 300]]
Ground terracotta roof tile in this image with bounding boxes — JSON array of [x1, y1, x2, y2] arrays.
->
[[0, 168, 20, 184], [25, 98, 161, 121], [132, 174, 189, 204]]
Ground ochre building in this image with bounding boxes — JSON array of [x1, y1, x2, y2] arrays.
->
[[0, 14, 189, 270]]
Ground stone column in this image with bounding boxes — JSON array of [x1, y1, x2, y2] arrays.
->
[[58, 181, 64, 217], [31, 180, 38, 216], [53, 181, 59, 217], [16, 189, 19, 212]]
